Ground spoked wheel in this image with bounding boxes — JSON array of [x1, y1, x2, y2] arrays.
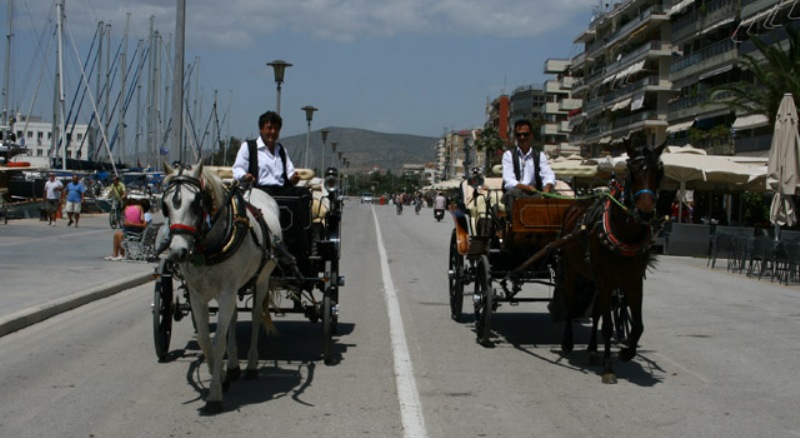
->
[[153, 274, 174, 361], [109, 206, 120, 229], [448, 229, 465, 321], [611, 288, 631, 345], [323, 259, 339, 365], [474, 255, 493, 346]]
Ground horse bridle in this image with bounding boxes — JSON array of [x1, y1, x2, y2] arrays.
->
[[162, 173, 210, 236], [621, 153, 663, 222]]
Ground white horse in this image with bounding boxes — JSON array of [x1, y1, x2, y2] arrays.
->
[[162, 160, 282, 413]]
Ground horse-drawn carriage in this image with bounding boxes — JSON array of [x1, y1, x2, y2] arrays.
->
[[448, 143, 666, 383], [152, 162, 343, 411]]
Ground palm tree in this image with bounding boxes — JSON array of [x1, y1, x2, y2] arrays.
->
[[713, 25, 800, 125], [473, 126, 508, 174]]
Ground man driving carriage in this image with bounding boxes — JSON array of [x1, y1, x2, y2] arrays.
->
[[232, 110, 313, 270], [501, 119, 556, 214]]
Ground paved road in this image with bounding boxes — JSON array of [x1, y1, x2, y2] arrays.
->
[[0, 213, 153, 336], [1, 203, 799, 437]]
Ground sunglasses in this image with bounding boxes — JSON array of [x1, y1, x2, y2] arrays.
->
[[514, 132, 531, 138]]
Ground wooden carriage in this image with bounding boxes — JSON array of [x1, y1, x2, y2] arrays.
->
[[448, 177, 576, 344]]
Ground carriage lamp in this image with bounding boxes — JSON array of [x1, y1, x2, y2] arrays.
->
[[325, 167, 339, 191]]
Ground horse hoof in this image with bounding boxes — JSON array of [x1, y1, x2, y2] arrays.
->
[[227, 367, 241, 381], [244, 369, 259, 380], [601, 373, 618, 384], [588, 352, 600, 366], [619, 348, 636, 362], [561, 342, 574, 354], [203, 401, 223, 413]]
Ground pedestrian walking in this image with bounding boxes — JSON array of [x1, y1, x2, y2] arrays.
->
[[43, 172, 63, 226], [64, 174, 86, 227]]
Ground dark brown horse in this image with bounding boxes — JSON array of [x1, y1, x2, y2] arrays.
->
[[557, 142, 665, 383]]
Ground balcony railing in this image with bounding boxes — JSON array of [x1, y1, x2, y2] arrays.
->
[[670, 39, 735, 73]]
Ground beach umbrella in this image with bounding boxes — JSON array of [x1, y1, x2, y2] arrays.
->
[[767, 93, 800, 230], [550, 154, 598, 179]]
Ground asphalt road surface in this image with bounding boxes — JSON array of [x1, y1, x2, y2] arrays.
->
[[1, 201, 799, 437]]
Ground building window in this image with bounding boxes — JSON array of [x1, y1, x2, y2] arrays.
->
[[27, 131, 33, 138], [76, 133, 82, 141], [36, 149, 43, 157]]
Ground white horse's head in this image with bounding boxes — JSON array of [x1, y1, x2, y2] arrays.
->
[[161, 160, 224, 263]]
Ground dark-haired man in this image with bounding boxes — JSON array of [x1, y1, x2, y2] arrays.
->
[[501, 119, 556, 214]]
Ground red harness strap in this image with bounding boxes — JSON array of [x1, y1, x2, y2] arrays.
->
[[600, 198, 652, 257]]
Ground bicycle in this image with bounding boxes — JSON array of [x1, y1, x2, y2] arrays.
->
[[109, 198, 123, 229]]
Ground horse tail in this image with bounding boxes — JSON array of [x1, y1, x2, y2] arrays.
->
[[260, 286, 280, 336]]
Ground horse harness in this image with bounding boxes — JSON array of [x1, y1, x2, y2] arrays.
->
[[163, 169, 272, 271]]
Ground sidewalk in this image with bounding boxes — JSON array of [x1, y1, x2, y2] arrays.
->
[[0, 213, 156, 337]]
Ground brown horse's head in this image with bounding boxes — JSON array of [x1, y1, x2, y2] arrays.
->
[[624, 141, 665, 223]]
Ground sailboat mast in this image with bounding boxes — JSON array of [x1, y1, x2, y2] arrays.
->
[[2, 0, 13, 145], [172, 0, 186, 165], [119, 14, 130, 166]]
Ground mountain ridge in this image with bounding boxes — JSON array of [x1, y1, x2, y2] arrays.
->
[[277, 127, 439, 173]]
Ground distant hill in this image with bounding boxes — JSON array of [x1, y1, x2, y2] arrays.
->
[[278, 127, 438, 173]]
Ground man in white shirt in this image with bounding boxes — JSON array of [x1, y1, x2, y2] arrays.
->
[[501, 119, 556, 214], [232, 110, 301, 192], [232, 110, 311, 270], [43, 172, 63, 226]]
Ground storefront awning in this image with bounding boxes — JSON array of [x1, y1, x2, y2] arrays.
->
[[732, 114, 769, 130], [611, 98, 632, 112], [666, 120, 695, 133], [669, 0, 696, 15]]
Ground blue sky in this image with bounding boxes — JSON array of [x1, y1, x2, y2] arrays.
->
[[3, 0, 595, 141]]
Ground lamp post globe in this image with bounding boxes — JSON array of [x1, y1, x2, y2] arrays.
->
[[267, 60, 292, 114], [301, 105, 318, 168]]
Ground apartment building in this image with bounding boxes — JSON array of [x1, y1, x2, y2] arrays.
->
[[569, 0, 674, 157], [542, 59, 582, 155], [509, 84, 547, 132], [485, 95, 510, 140], [668, 0, 740, 154]]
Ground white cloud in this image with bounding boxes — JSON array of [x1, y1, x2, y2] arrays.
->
[[16, 0, 594, 48]]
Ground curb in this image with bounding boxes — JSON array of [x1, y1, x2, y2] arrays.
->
[[0, 271, 155, 338]]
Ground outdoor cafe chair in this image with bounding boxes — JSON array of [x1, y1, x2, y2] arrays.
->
[[747, 236, 778, 280]]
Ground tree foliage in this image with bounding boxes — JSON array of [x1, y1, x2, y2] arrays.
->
[[473, 126, 508, 172], [713, 25, 800, 125]]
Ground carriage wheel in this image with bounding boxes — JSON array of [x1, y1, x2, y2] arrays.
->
[[474, 255, 493, 345], [448, 229, 465, 321], [323, 260, 339, 365], [153, 275, 174, 361], [611, 288, 631, 345]]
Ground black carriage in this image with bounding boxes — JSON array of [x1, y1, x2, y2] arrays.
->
[[447, 177, 631, 345], [152, 168, 344, 365]]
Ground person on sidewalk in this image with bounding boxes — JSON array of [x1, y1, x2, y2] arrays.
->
[[64, 174, 86, 227], [43, 172, 63, 226], [105, 199, 149, 261]]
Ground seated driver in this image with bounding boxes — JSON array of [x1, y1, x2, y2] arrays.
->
[[232, 110, 312, 263], [501, 119, 556, 214]]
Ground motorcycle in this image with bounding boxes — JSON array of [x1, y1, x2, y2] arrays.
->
[[415, 202, 422, 215], [434, 209, 445, 222]]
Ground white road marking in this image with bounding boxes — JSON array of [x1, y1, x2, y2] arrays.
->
[[372, 206, 428, 438]]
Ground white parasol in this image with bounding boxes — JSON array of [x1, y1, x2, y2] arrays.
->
[[767, 93, 800, 229]]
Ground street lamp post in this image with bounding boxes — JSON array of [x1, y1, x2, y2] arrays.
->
[[320, 128, 329, 172], [331, 141, 338, 167], [301, 105, 317, 168], [267, 60, 292, 114]]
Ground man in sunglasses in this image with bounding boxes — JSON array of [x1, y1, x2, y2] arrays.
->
[[501, 119, 556, 214]]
